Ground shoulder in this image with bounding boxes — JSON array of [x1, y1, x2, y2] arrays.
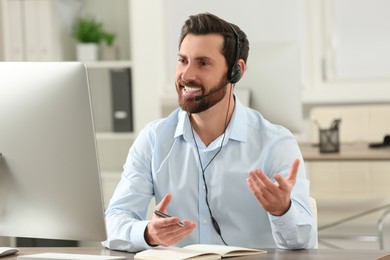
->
[[138, 108, 181, 141], [245, 106, 293, 139]]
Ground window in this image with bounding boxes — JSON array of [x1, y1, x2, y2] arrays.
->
[[326, 0, 390, 79], [304, 0, 390, 104]]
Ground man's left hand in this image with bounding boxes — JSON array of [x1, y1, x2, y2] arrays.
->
[[247, 159, 300, 216]]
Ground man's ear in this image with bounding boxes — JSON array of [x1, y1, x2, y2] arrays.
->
[[238, 59, 246, 79]]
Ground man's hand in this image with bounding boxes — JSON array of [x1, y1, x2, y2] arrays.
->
[[246, 159, 300, 216], [144, 193, 196, 246]]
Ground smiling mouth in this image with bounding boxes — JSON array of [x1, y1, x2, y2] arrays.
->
[[182, 86, 202, 99], [178, 80, 203, 98], [184, 86, 201, 93]]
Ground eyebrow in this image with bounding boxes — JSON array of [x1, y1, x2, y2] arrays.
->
[[177, 53, 214, 64]]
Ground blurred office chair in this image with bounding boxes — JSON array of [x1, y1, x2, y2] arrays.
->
[[310, 197, 319, 249]]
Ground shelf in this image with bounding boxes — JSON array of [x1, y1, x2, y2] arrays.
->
[[84, 60, 133, 69]]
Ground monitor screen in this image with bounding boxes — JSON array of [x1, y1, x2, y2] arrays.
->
[[0, 62, 106, 242], [238, 42, 304, 133]]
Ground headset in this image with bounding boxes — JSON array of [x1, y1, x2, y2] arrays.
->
[[226, 23, 242, 84]]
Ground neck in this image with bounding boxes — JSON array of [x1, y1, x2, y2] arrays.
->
[[190, 93, 235, 146]]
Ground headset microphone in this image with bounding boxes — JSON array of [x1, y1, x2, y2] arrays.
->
[[194, 81, 229, 101]]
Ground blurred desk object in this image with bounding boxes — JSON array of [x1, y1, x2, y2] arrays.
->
[[299, 142, 390, 249], [5, 247, 390, 260]]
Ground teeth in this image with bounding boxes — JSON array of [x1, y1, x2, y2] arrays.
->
[[184, 86, 201, 92]]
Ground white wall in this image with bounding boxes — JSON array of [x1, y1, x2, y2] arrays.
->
[[164, 0, 306, 94], [129, 1, 167, 132]]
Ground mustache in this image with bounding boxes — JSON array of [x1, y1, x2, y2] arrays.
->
[[178, 79, 203, 89]]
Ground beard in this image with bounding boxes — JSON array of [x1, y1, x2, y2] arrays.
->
[[176, 77, 228, 114]]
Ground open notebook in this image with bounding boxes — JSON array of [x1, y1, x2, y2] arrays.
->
[[134, 244, 266, 260]]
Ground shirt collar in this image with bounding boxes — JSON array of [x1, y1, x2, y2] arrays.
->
[[229, 96, 247, 142], [174, 95, 248, 143]]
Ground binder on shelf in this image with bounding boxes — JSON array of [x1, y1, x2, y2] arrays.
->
[[110, 68, 133, 132]]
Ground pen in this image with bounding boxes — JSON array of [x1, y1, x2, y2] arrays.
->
[[331, 117, 342, 130], [154, 210, 185, 227], [311, 116, 322, 130]]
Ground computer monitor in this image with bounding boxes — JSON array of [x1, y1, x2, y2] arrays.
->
[[0, 62, 106, 242], [238, 42, 303, 133]]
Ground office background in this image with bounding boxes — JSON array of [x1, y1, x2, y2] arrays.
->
[[1, 0, 390, 250]]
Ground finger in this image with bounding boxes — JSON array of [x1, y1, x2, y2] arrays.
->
[[250, 169, 280, 195], [247, 178, 275, 211], [160, 222, 196, 246], [248, 170, 285, 205], [155, 193, 172, 213], [273, 159, 300, 191], [247, 170, 269, 196], [247, 173, 267, 203], [152, 220, 196, 246], [168, 224, 196, 241], [154, 216, 183, 228], [248, 169, 271, 188], [164, 221, 196, 236], [274, 173, 287, 191], [286, 159, 300, 184]]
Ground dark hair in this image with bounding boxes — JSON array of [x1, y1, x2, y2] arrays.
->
[[179, 13, 249, 73]]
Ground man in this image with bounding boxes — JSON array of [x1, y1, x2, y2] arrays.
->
[[102, 12, 317, 252]]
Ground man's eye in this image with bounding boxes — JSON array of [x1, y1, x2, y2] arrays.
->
[[178, 58, 186, 64]]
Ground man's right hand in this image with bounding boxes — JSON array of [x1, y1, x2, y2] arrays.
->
[[144, 193, 196, 246]]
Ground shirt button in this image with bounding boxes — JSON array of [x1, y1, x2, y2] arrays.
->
[[202, 185, 206, 190], [278, 222, 285, 227], [203, 220, 208, 224]]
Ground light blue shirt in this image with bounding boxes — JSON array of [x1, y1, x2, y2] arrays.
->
[[102, 97, 317, 252]]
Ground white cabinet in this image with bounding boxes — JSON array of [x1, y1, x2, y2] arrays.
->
[[0, 0, 71, 61], [23, 0, 54, 61], [1, 0, 24, 60]]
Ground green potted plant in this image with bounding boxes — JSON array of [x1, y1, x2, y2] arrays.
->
[[101, 31, 119, 60], [102, 31, 116, 46], [73, 16, 103, 61]]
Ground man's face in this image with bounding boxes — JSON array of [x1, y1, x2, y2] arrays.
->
[[175, 34, 229, 114]]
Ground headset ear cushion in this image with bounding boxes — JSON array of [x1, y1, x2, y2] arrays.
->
[[229, 64, 242, 84]]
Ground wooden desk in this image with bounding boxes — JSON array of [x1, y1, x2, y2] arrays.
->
[[3, 247, 390, 260], [299, 142, 390, 161]]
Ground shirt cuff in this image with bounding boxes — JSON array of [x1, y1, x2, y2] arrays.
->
[[130, 220, 154, 251], [269, 202, 301, 229]]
